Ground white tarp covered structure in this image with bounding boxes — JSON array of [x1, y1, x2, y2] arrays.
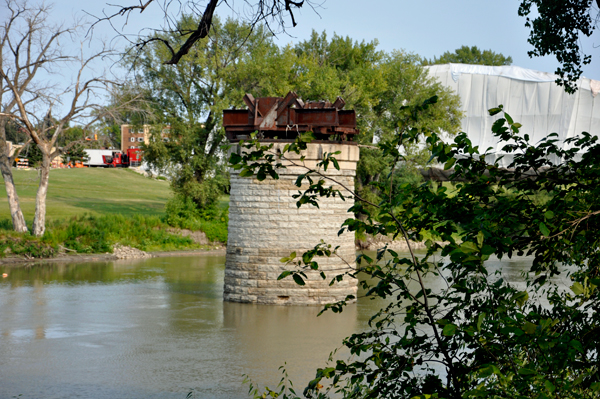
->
[[426, 64, 600, 166]]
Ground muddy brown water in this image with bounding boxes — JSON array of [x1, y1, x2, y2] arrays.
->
[[0, 253, 542, 399]]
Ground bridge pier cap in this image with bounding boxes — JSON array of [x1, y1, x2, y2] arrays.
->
[[223, 92, 360, 305]]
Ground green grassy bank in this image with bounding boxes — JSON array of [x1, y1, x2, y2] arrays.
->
[[0, 168, 171, 220], [0, 168, 225, 259]]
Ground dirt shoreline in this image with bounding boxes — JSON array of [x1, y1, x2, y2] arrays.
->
[[0, 238, 424, 267], [0, 248, 227, 267]]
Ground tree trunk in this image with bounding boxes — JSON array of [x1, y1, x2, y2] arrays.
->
[[32, 150, 51, 236], [0, 119, 28, 233]]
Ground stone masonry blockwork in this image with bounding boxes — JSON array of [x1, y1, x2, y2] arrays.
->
[[224, 142, 359, 305]]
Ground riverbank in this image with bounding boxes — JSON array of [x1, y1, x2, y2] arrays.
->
[[0, 234, 425, 267], [0, 247, 227, 267], [0, 169, 229, 259], [0, 213, 225, 261]]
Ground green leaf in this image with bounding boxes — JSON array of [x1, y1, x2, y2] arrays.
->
[[517, 367, 536, 375], [545, 380, 556, 393], [268, 169, 279, 180], [478, 364, 500, 378], [570, 339, 584, 352], [511, 291, 529, 308], [492, 118, 506, 132], [228, 152, 242, 165], [256, 169, 267, 181], [279, 252, 296, 263], [476, 312, 485, 332], [302, 252, 312, 265], [292, 274, 306, 286], [539, 222, 550, 237], [460, 241, 479, 253], [239, 169, 254, 178], [477, 231, 484, 247], [442, 324, 457, 336], [277, 271, 292, 280], [481, 245, 495, 256], [488, 106, 503, 116], [523, 321, 537, 335], [505, 113, 514, 125], [444, 157, 456, 170], [570, 282, 584, 295], [331, 157, 340, 170]]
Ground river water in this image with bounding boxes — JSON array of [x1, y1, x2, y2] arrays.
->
[[0, 253, 544, 399]]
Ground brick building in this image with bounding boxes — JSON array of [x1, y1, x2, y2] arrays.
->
[[120, 125, 150, 152], [120, 125, 170, 152]]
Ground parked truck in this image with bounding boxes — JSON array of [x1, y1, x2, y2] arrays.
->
[[102, 148, 142, 168], [83, 149, 114, 167]]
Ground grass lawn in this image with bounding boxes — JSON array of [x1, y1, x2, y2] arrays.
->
[[0, 168, 172, 223]]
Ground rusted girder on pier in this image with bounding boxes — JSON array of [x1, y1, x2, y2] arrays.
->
[[223, 91, 359, 142]]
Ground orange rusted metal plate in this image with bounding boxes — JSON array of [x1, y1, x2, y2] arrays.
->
[[223, 91, 359, 142]]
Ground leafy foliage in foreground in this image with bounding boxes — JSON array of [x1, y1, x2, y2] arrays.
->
[[518, 0, 597, 93], [234, 99, 600, 398]]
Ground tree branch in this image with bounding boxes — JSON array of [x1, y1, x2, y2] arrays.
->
[[164, 0, 218, 64]]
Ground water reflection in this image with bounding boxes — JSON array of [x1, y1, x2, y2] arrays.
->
[[0, 255, 359, 399], [0, 253, 538, 399], [223, 301, 357, 386]]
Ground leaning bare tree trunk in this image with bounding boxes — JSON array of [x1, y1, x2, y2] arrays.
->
[[0, 118, 28, 232], [31, 148, 50, 236]]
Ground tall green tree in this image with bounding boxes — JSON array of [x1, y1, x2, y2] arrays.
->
[[136, 16, 286, 210], [292, 32, 462, 214], [287, 31, 462, 207], [292, 30, 385, 110], [62, 143, 90, 163], [424, 45, 513, 66]]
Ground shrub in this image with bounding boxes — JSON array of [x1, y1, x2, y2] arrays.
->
[[164, 194, 228, 243], [42, 214, 200, 253], [0, 235, 56, 258]]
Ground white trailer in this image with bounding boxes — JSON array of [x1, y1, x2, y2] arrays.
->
[[84, 149, 114, 167]]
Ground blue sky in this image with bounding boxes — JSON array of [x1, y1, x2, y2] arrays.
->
[[53, 0, 599, 79], [269, 0, 599, 78]]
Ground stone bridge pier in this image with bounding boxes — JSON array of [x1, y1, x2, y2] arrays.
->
[[224, 142, 359, 305]]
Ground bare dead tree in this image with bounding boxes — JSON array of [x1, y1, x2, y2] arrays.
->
[[0, 0, 72, 232], [91, 0, 321, 65], [0, 0, 139, 236]]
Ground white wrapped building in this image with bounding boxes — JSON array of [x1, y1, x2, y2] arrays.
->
[[426, 64, 600, 166]]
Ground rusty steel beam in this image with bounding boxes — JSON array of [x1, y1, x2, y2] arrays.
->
[[223, 91, 359, 142]]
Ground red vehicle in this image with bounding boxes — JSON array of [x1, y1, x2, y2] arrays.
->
[[102, 149, 142, 168]]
